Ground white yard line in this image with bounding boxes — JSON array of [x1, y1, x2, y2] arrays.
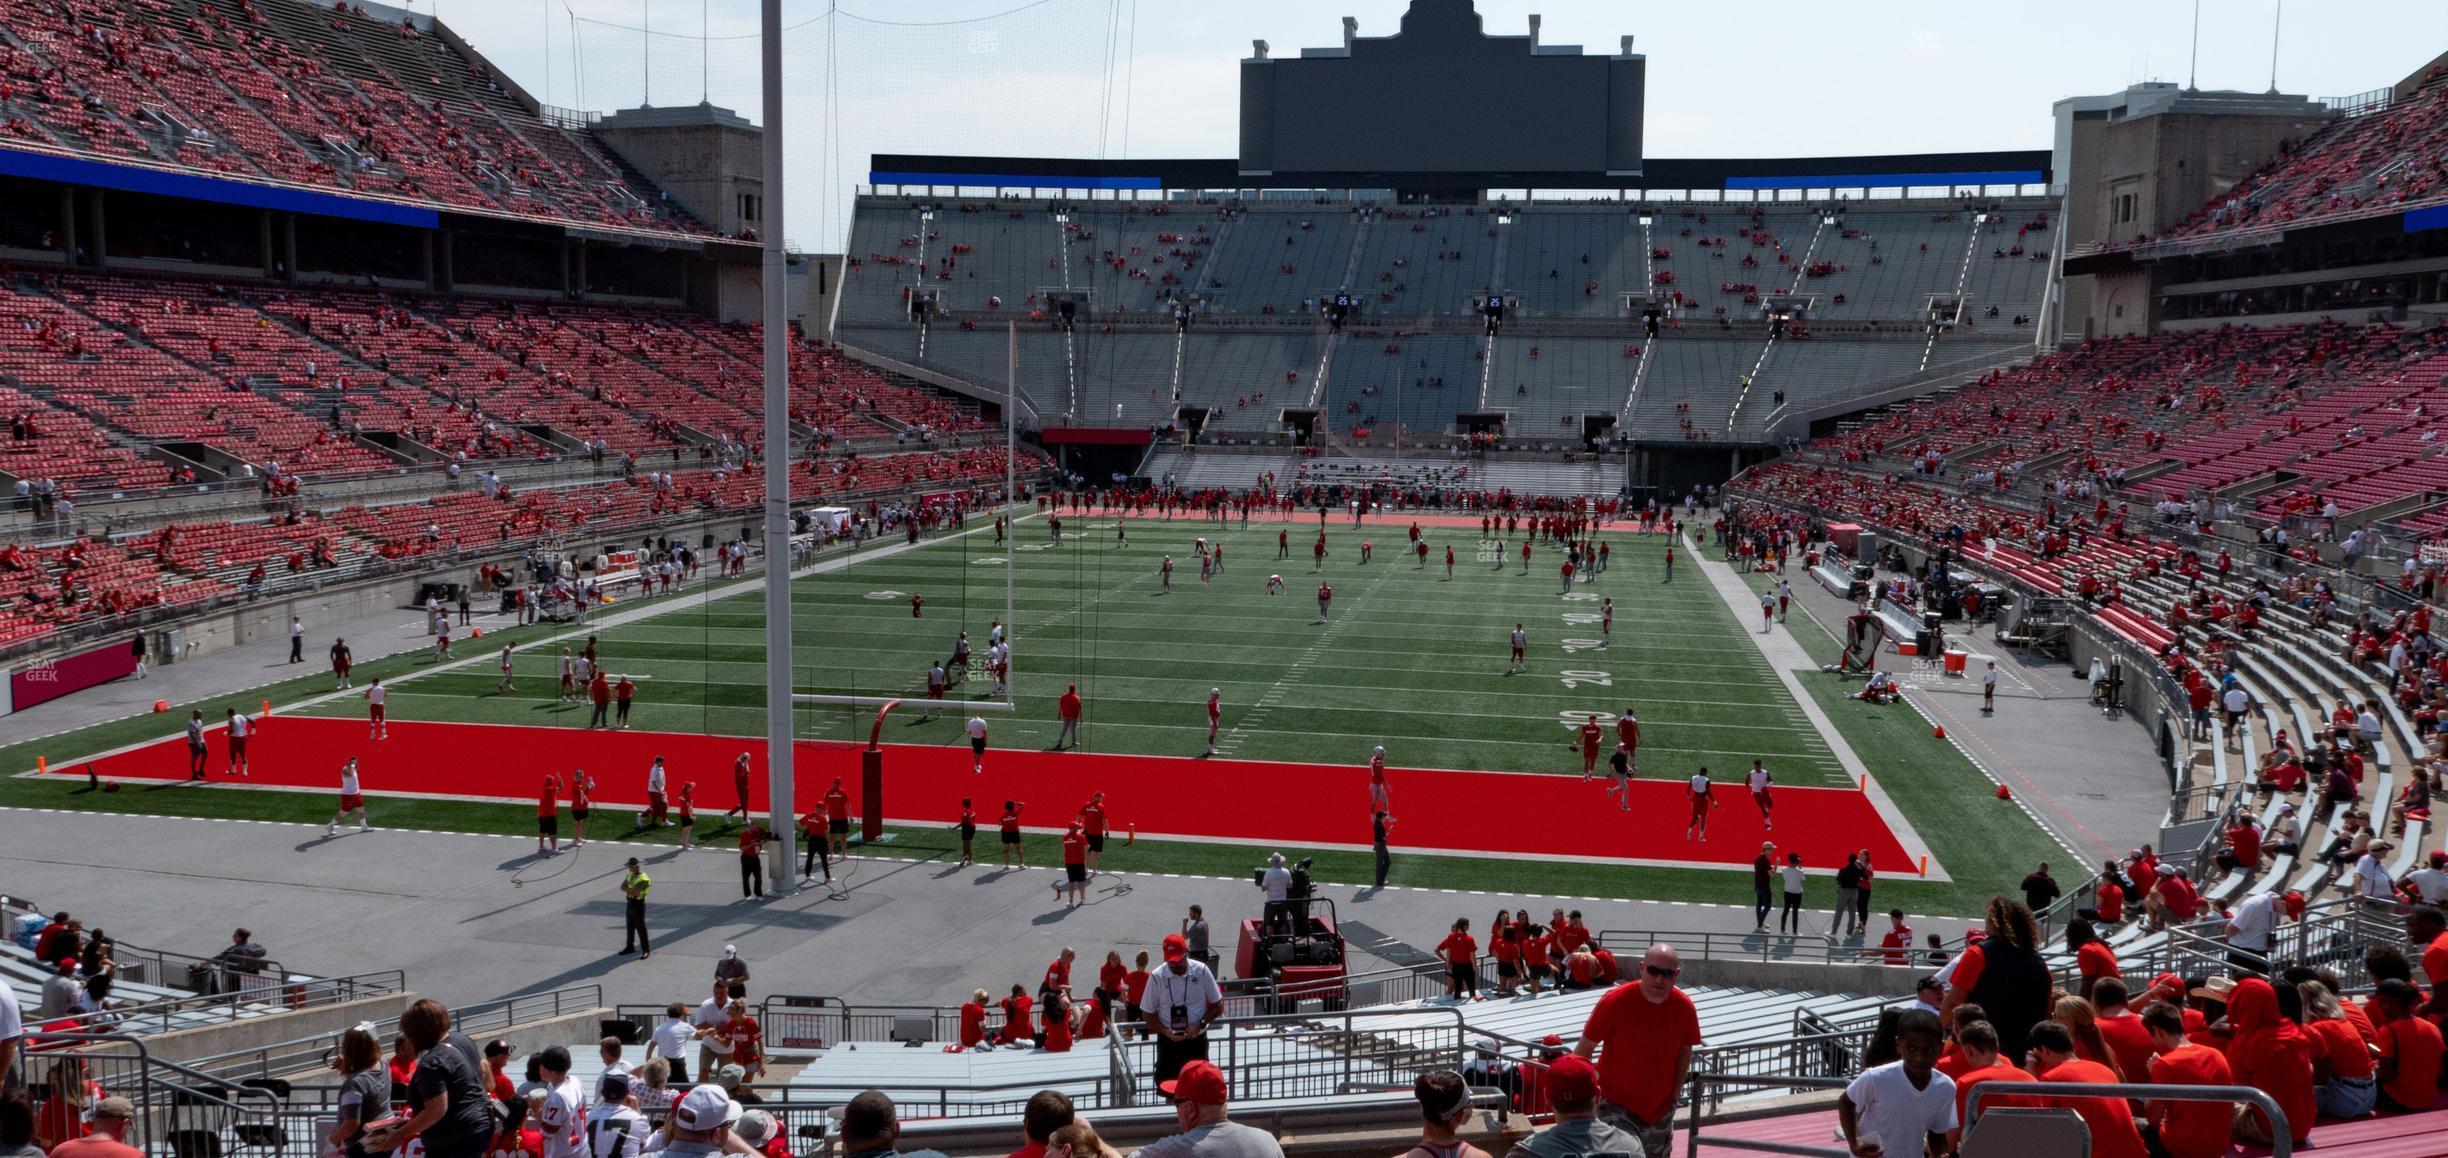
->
[[1685, 531, 1949, 882]]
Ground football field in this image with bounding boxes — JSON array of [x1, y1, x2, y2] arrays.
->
[[322, 512, 1852, 786], [13, 509, 2080, 910]]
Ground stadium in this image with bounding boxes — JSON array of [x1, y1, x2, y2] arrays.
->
[[0, 0, 2445, 1153]]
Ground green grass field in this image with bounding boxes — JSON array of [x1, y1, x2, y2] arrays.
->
[[1, 511, 2075, 916], [317, 515, 1848, 784]]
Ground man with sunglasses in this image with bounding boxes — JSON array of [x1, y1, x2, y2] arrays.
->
[[1573, 944, 1702, 1158]]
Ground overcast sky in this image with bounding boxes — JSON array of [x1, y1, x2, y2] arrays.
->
[[416, 0, 2445, 240]]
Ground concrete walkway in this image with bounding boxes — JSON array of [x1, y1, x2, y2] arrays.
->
[[0, 808, 1915, 1009]]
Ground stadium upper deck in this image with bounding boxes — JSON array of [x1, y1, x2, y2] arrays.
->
[[0, 0, 711, 239]]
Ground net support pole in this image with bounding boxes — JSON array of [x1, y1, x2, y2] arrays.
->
[[760, 0, 796, 885], [1006, 323, 1017, 707]]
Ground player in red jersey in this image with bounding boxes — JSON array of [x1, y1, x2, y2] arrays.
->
[[1316, 580, 1334, 620], [1205, 688, 1223, 756], [1520, 540, 1532, 573], [1687, 767, 1719, 841], [1159, 555, 1174, 592], [1360, 540, 1372, 564], [1576, 715, 1604, 778], [1745, 760, 1776, 831], [1443, 544, 1454, 579], [1415, 539, 1429, 568], [1313, 535, 1328, 572], [1368, 746, 1391, 815], [1267, 573, 1285, 594], [727, 751, 753, 823], [1616, 708, 1640, 764], [676, 781, 697, 850], [1601, 598, 1614, 646], [1509, 624, 1528, 673]]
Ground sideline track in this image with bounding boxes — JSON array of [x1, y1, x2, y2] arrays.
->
[[51, 716, 1927, 876]]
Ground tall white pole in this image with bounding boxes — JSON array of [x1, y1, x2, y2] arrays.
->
[[760, 0, 795, 884]]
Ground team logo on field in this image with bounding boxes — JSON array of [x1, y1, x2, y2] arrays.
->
[[863, 590, 909, 600], [972, 558, 1008, 566]]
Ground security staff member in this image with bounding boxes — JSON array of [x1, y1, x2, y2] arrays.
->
[[1138, 933, 1224, 1083], [620, 857, 652, 959]]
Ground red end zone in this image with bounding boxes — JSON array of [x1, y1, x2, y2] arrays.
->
[[55, 717, 1913, 871]]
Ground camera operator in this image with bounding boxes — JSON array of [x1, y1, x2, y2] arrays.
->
[[1255, 854, 1293, 939], [1286, 857, 1315, 936]]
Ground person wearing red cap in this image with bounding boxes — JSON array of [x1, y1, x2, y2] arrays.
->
[[1138, 1059, 1282, 1158], [1513, 1054, 1638, 1158], [2401, 849, 2448, 905], [1139, 933, 1224, 1085], [1573, 943, 1701, 1157]]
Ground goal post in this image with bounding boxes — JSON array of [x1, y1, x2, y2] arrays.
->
[[793, 694, 1019, 844]]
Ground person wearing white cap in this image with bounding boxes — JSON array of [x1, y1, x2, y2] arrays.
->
[[714, 946, 749, 990], [658, 1085, 743, 1157], [730, 1109, 783, 1157], [1257, 853, 1293, 937], [584, 1072, 648, 1158]]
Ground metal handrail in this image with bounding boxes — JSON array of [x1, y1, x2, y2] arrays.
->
[[183, 983, 604, 1080], [1967, 1081, 2292, 1157], [49, 969, 407, 1038], [1595, 927, 1971, 966]]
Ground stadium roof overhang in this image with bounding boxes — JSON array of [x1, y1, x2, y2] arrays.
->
[[0, 143, 757, 255], [868, 150, 2051, 193]]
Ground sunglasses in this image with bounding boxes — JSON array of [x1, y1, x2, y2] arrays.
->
[[1643, 965, 1680, 979]]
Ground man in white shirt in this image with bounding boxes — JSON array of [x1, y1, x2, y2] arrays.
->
[[967, 716, 989, 774], [534, 1045, 589, 1158], [583, 1072, 649, 1158], [2356, 704, 2385, 753], [1139, 933, 1225, 1085], [288, 616, 305, 663], [2224, 888, 2302, 974], [692, 980, 734, 1081], [0, 963, 19, 1088], [646, 1002, 698, 1084], [645, 757, 668, 828], [2404, 850, 2448, 905], [2353, 840, 2397, 900]]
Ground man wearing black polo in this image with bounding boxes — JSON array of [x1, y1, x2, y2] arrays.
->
[[2020, 862, 2061, 915], [1139, 933, 1223, 1083]]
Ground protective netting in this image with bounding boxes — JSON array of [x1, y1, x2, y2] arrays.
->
[[568, 0, 1130, 249]]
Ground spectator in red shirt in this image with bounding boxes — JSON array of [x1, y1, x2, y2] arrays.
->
[[999, 985, 1035, 1046], [2371, 978, 2442, 1112], [45, 1095, 139, 1158], [1059, 825, 1088, 908], [2296, 979, 2377, 1119], [2408, 906, 2448, 1019], [587, 671, 612, 729], [2142, 1002, 2233, 1158], [1435, 919, 1478, 1000], [2082, 866, 2127, 925], [2224, 976, 2315, 1147], [959, 989, 989, 1049], [2027, 1022, 2146, 1158], [1055, 684, 1084, 750], [2065, 919, 2118, 999], [1010, 1091, 1074, 1158], [1942, 1021, 2032, 1152], [1042, 990, 1074, 1053], [2089, 979, 2156, 1087], [1574, 943, 1703, 1156]]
